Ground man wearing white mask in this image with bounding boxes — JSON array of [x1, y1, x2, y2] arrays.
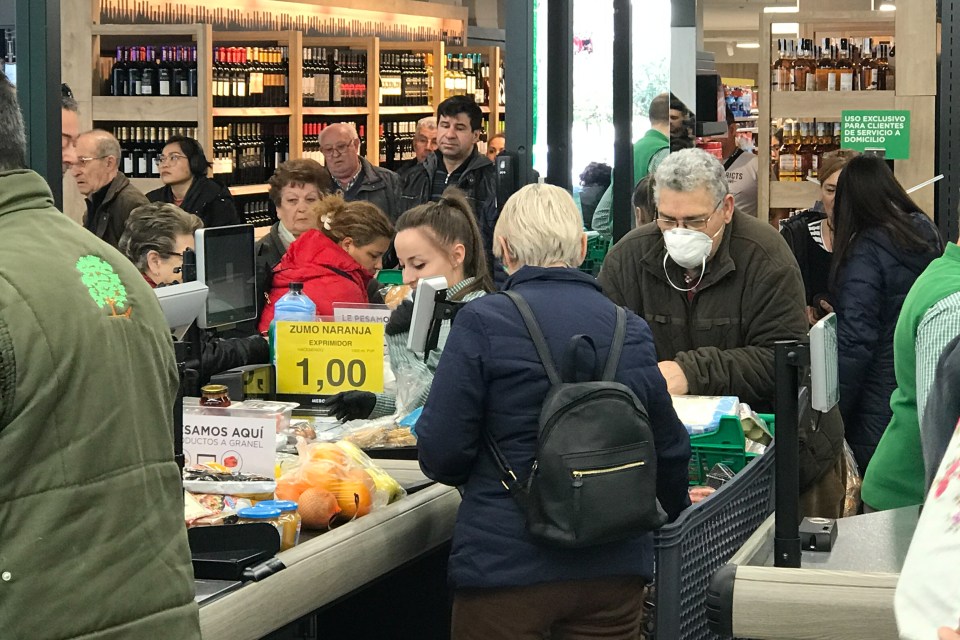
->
[[598, 148, 807, 411]]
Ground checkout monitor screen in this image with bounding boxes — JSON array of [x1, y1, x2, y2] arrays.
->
[[194, 224, 257, 329]]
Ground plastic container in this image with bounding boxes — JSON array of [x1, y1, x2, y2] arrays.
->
[[269, 282, 317, 363], [688, 413, 775, 485], [258, 499, 301, 550], [236, 506, 283, 542], [578, 231, 612, 277], [651, 439, 776, 640]]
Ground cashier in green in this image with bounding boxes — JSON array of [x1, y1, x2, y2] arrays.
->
[[325, 188, 494, 421], [598, 147, 808, 411], [0, 70, 201, 638]]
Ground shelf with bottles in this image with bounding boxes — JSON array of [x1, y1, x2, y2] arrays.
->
[[447, 45, 504, 132], [772, 119, 842, 209], [378, 117, 421, 173], [378, 41, 445, 111], [301, 38, 374, 110], [211, 118, 291, 188], [210, 31, 299, 110]]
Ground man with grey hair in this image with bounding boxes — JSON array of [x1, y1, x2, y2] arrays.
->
[[0, 70, 201, 639], [72, 128, 148, 248], [599, 147, 807, 411], [319, 121, 401, 221], [397, 116, 438, 182]]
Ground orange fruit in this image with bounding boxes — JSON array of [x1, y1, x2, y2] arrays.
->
[[275, 474, 311, 502], [301, 460, 348, 492], [306, 443, 351, 467], [333, 470, 374, 519], [297, 488, 341, 530]]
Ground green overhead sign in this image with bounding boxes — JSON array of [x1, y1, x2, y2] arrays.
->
[[841, 110, 911, 159]]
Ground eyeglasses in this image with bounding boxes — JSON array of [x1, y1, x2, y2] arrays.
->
[[74, 156, 108, 168], [320, 141, 355, 157], [656, 199, 724, 231], [155, 153, 186, 166], [61, 83, 74, 99], [163, 251, 185, 274]]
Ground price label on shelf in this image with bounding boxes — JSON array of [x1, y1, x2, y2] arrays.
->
[[275, 321, 384, 395]]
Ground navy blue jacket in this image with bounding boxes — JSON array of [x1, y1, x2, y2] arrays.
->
[[835, 212, 942, 471], [417, 267, 691, 589]]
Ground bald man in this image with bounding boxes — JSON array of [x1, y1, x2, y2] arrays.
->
[[319, 122, 401, 221], [72, 129, 148, 248]]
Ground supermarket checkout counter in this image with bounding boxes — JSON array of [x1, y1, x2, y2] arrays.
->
[[195, 460, 460, 640], [708, 505, 918, 639]]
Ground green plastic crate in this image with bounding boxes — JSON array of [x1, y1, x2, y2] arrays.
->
[[579, 231, 612, 277], [376, 269, 404, 285], [688, 413, 775, 485]]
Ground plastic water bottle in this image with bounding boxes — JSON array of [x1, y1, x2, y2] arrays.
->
[[269, 282, 317, 364]]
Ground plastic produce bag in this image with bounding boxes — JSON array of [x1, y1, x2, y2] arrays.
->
[[841, 440, 862, 517], [274, 440, 405, 530]]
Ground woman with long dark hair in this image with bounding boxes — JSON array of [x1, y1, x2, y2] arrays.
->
[[831, 155, 943, 473]]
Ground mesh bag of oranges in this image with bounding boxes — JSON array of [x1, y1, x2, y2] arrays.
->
[[275, 440, 405, 530]]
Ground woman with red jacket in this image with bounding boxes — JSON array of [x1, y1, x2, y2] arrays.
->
[[258, 194, 394, 332]]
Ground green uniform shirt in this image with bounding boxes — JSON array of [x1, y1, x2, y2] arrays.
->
[[862, 242, 960, 510]]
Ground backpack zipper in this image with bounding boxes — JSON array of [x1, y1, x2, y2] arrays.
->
[[572, 460, 646, 486]]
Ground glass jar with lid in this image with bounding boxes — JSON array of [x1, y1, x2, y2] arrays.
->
[[200, 384, 231, 407], [236, 506, 283, 542], [258, 500, 301, 550]]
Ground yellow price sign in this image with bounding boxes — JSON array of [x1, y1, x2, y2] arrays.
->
[[275, 321, 384, 395]]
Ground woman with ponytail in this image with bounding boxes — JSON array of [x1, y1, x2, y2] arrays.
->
[[258, 194, 394, 333], [325, 187, 495, 421]]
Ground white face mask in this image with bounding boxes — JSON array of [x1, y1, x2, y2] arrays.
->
[[663, 227, 716, 269]]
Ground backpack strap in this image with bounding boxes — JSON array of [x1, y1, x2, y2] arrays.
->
[[601, 306, 628, 382], [502, 290, 562, 386], [482, 431, 531, 508]]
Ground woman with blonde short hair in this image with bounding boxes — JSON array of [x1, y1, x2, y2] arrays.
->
[[416, 183, 691, 640]]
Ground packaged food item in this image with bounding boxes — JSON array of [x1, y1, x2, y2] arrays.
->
[[381, 284, 412, 309], [200, 384, 231, 407], [237, 506, 284, 542], [258, 499, 301, 550], [672, 395, 739, 435], [185, 491, 254, 526], [182, 465, 276, 501]]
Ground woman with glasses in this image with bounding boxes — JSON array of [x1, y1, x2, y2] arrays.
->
[[119, 202, 269, 384], [146, 135, 240, 228]]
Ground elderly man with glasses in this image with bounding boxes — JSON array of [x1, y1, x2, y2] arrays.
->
[[319, 122, 401, 222], [598, 148, 807, 411], [72, 129, 148, 248]]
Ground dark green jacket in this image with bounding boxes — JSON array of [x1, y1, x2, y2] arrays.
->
[[0, 170, 201, 639], [599, 211, 808, 411]]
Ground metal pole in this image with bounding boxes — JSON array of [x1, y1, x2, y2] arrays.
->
[[937, 0, 959, 242], [505, 0, 536, 188], [15, 0, 61, 209], [774, 340, 803, 569], [546, 0, 572, 191], [611, 0, 633, 242]]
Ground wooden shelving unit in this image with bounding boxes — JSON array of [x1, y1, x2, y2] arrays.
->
[[759, 4, 937, 218]]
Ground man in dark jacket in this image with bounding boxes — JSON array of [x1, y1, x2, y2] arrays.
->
[[0, 70, 201, 639], [320, 122, 401, 221], [72, 129, 149, 248], [401, 96, 499, 280], [599, 148, 808, 411]]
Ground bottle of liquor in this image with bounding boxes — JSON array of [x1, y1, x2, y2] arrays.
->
[[792, 39, 815, 93], [859, 38, 877, 91], [778, 120, 800, 182], [131, 126, 146, 178], [876, 43, 895, 91], [797, 121, 817, 180], [836, 39, 854, 92], [157, 47, 172, 96], [815, 38, 836, 92], [302, 47, 315, 106], [120, 126, 134, 175], [141, 46, 157, 96], [145, 127, 159, 177], [330, 49, 343, 106]]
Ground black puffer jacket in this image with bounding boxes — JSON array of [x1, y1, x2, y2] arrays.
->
[[198, 332, 269, 386], [147, 175, 240, 228], [835, 211, 943, 471]]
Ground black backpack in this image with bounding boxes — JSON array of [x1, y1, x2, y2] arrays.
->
[[485, 291, 667, 549]]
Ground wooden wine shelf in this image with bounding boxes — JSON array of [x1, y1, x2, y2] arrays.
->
[[770, 180, 822, 210], [229, 184, 272, 196], [92, 96, 200, 122], [92, 23, 203, 37], [129, 177, 163, 193], [769, 91, 897, 119], [254, 225, 272, 241], [302, 107, 371, 116], [379, 105, 435, 115], [212, 107, 293, 118]]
